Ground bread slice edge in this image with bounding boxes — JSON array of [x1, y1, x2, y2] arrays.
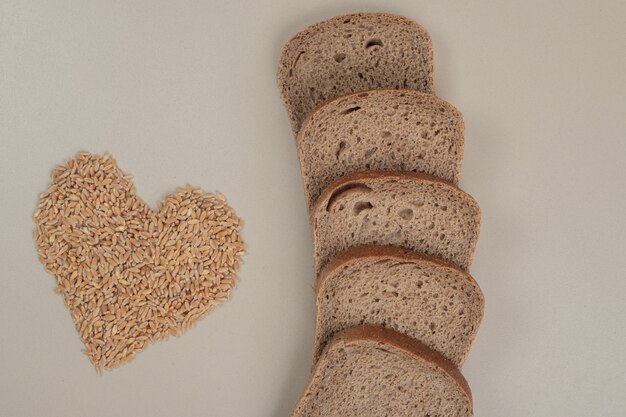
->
[[290, 324, 473, 417], [311, 170, 481, 225], [296, 89, 462, 146], [314, 244, 485, 366]]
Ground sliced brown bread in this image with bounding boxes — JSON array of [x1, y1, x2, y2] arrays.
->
[[290, 325, 472, 417], [298, 89, 464, 209], [312, 171, 480, 273], [278, 12, 435, 135], [313, 245, 484, 368]]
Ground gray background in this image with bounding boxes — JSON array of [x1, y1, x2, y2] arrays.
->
[[2, 1, 625, 416]]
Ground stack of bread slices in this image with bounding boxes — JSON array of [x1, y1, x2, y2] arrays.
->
[[277, 12, 483, 417]]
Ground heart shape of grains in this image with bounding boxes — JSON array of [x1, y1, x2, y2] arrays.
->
[[33, 152, 245, 372]]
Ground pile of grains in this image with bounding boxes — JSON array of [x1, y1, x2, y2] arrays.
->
[[33, 152, 246, 372]]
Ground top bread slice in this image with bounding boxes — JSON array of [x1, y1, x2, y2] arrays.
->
[[277, 12, 435, 135], [312, 171, 480, 274], [313, 245, 484, 368], [290, 325, 472, 417], [298, 89, 464, 209]]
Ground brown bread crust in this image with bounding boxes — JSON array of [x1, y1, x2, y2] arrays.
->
[[316, 244, 481, 293]]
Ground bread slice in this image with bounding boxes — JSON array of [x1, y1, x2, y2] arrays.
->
[[298, 89, 464, 209], [312, 171, 480, 273], [290, 325, 472, 417], [313, 245, 484, 368], [277, 12, 435, 135]]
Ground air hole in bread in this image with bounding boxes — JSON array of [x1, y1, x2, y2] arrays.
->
[[334, 53, 346, 63], [340, 106, 362, 115], [429, 322, 437, 333], [398, 208, 413, 220], [335, 141, 347, 159], [365, 38, 384, 49], [364, 147, 378, 159], [326, 183, 372, 211], [353, 201, 373, 215], [380, 131, 391, 138], [390, 262, 414, 269], [293, 51, 305, 69], [412, 200, 425, 207]]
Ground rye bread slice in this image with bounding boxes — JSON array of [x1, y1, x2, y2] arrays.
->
[[277, 12, 435, 135], [290, 325, 472, 417], [298, 89, 464, 209], [313, 245, 484, 368], [312, 171, 480, 273]]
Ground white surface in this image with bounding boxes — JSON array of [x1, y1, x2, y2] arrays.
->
[[1, 1, 625, 416]]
